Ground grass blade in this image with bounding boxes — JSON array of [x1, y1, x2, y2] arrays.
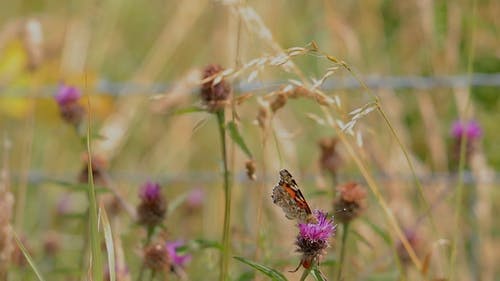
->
[[310, 268, 327, 281], [13, 230, 46, 281], [226, 121, 252, 158], [100, 206, 116, 281], [86, 92, 103, 281], [234, 256, 288, 281]]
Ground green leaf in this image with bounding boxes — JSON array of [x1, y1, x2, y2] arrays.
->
[[226, 121, 252, 158], [13, 230, 47, 281], [234, 256, 288, 281], [310, 268, 327, 281], [167, 192, 189, 215], [171, 106, 205, 115], [236, 271, 255, 281], [361, 218, 392, 245], [191, 239, 222, 250]]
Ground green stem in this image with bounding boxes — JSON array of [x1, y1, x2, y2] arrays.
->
[[217, 110, 231, 281], [336, 222, 349, 281], [299, 267, 312, 281], [137, 227, 155, 281], [450, 0, 478, 278]]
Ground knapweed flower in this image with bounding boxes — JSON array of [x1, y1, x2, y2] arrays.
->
[[200, 64, 231, 112], [137, 181, 167, 227], [450, 119, 482, 164], [396, 229, 422, 265], [318, 137, 342, 178], [295, 210, 336, 270], [451, 120, 482, 140], [143, 243, 170, 271], [185, 188, 204, 212], [43, 231, 61, 256], [54, 84, 85, 126], [333, 182, 367, 224], [166, 241, 191, 269], [78, 154, 108, 187]]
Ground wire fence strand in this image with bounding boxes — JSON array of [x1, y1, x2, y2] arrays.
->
[[2, 73, 499, 97]]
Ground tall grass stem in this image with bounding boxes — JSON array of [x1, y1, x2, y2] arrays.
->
[[336, 222, 349, 281], [86, 90, 103, 281], [217, 110, 232, 281]]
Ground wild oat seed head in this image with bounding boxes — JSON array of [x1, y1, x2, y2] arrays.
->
[[137, 182, 167, 227], [334, 182, 367, 224], [166, 241, 191, 268], [200, 64, 231, 112], [245, 159, 257, 181]]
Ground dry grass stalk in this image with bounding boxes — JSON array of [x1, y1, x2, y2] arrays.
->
[[0, 138, 14, 279]]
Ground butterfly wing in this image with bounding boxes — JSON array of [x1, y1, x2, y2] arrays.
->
[[272, 169, 314, 223]]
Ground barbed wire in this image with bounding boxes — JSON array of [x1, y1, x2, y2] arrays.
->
[[2, 73, 499, 97], [12, 170, 500, 186]]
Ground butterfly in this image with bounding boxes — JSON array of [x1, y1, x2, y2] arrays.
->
[[272, 169, 317, 223]]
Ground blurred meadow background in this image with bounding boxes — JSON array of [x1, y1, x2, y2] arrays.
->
[[0, 0, 499, 280]]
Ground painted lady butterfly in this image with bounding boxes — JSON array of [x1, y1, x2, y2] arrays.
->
[[272, 169, 317, 223]]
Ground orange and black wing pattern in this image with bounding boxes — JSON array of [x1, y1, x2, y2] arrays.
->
[[272, 169, 316, 223]]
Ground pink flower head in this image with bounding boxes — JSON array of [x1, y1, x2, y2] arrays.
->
[[139, 181, 161, 201], [54, 84, 81, 106], [166, 241, 191, 268], [298, 210, 336, 242], [186, 188, 204, 208], [451, 120, 482, 140]]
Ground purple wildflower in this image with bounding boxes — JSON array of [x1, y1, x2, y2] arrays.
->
[[186, 188, 204, 209], [295, 210, 336, 269], [54, 84, 81, 106], [140, 182, 161, 201], [450, 119, 482, 165], [166, 241, 191, 268], [137, 181, 167, 227], [54, 84, 85, 126], [451, 120, 482, 140], [298, 210, 336, 242]]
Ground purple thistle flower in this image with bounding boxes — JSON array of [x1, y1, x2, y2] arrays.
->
[[295, 210, 336, 270], [451, 120, 482, 140], [139, 181, 161, 201], [54, 84, 81, 106], [166, 241, 191, 268], [186, 188, 204, 208], [298, 210, 336, 242], [137, 181, 167, 227]]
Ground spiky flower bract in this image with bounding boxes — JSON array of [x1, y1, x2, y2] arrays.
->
[[137, 181, 167, 228], [54, 84, 85, 126], [295, 210, 336, 269]]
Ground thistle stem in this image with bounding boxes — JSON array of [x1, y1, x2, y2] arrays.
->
[[217, 110, 231, 281], [336, 222, 349, 281]]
